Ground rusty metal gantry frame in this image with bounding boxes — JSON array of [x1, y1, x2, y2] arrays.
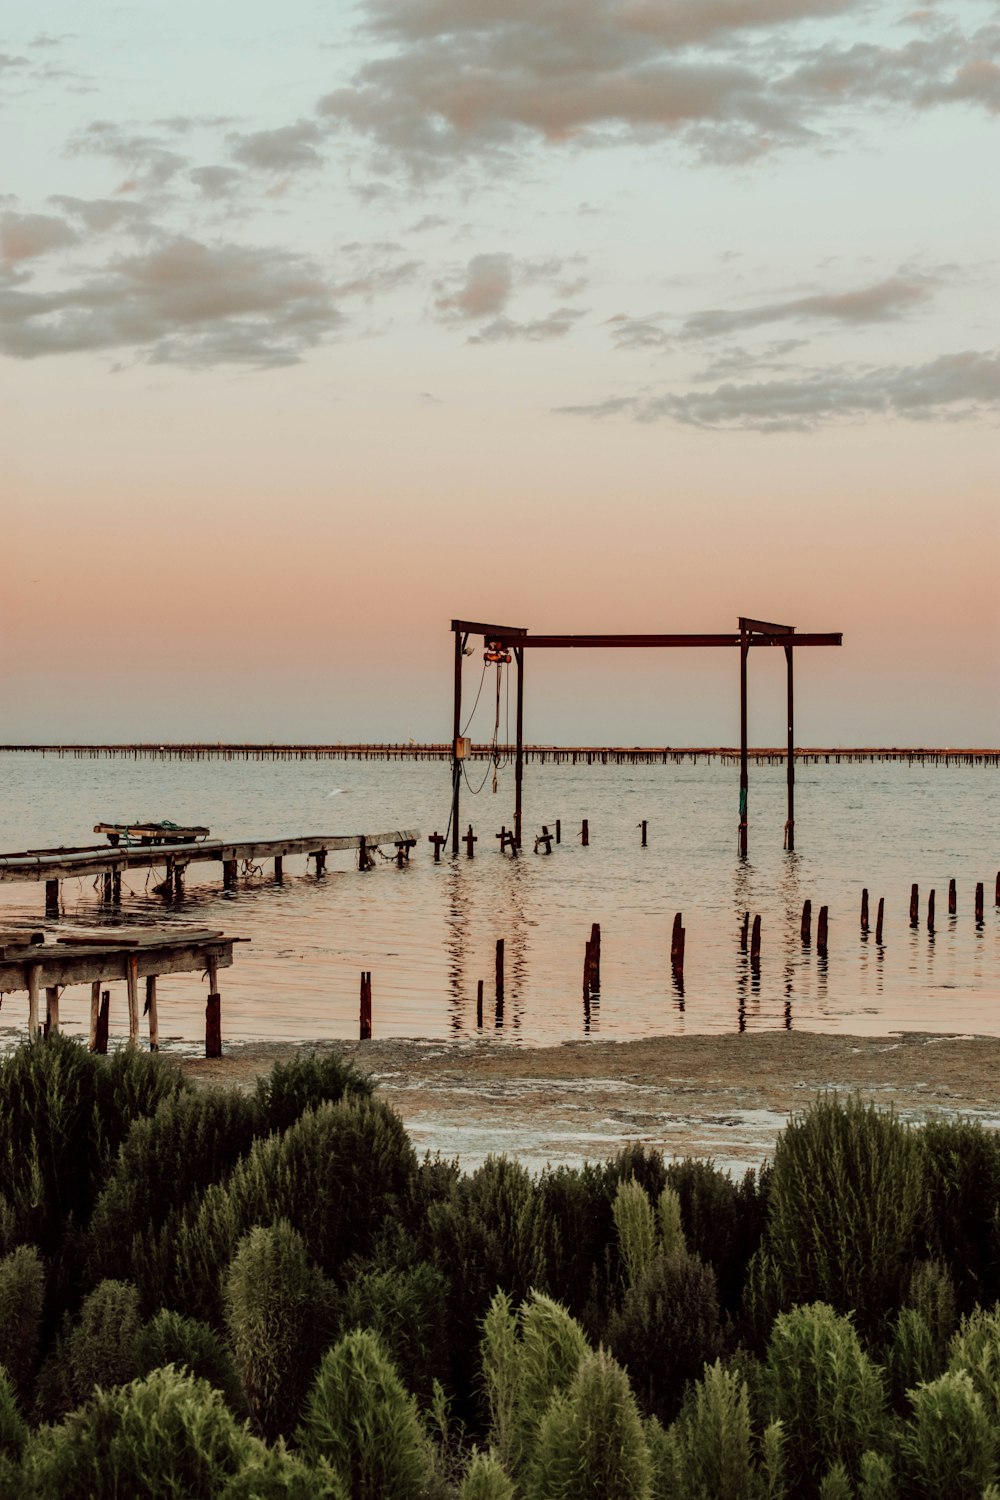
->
[[450, 617, 842, 858]]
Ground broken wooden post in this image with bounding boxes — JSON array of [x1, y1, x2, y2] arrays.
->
[[495, 939, 505, 1007], [45, 986, 60, 1035], [496, 828, 517, 856], [817, 906, 829, 958], [800, 900, 812, 944], [861, 889, 869, 933], [909, 883, 919, 928], [359, 971, 372, 1040], [741, 910, 750, 951], [750, 915, 761, 967], [927, 890, 935, 933], [464, 825, 477, 858], [949, 878, 957, 916], [94, 990, 110, 1054], [476, 979, 483, 1029], [976, 881, 984, 926], [555, 819, 561, 844], [145, 975, 159, 1051], [428, 832, 446, 862], [581, 819, 589, 846], [274, 856, 283, 883], [535, 826, 553, 854], [205, 993, 222, 1057], [173, 863, 186, 900], [89, 980, 101, 1049], [395, 839, 415, 867], [102, 871, 113, 903], [640, 820, 647, 847], [585, 923, 601, 992], [223, 859, 237, 889], [126, 955, 140, 1047], [45, 880, 59, 919], [995, 871, 1000, 908], [670, 913, 685, 976], [314, 849, 327, 877], [112, 870, 122, 903], [876, 897, 885, 945]]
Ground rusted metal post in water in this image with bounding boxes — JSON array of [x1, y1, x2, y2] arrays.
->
[[785, 641, 795, 851], [876, 897, 885, 944], [817, 906, 829, 958], [514, 644, 524, 849], [640, 820, 647, 847], [670, 913, 685, 977], [428, 832, 446, 862], [451, 627, 464, 857], [861, 889, 869, 933], [927, 890, 935, 932], [359, 971, 372, 1040], [742, 910, 750, 951], [949, 878, 957, 916], [464, 825, 477, 858], [495, 939, 505, 1007], [581, 819, 589, 847], [910, 884, 919, 928], [750, 914, 761, 968], [476, 979, 483, 1029], [801, 900, 812, 944], [976, 882, 984, 926], [739, 626, 749, 859]]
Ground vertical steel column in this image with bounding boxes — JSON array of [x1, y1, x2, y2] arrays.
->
[[785, 643, 795, 851], [739, 628, 749, 859], [451, 629, 463, 856], [514, 645, 524, 849]]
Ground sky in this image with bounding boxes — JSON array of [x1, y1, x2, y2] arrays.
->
[[2, 0, 998, 745]]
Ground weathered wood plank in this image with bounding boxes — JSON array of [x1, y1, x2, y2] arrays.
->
[[0, 940, 238, 992]]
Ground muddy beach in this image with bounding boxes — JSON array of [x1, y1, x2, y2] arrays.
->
[[181, 1030, 1000, 1174]]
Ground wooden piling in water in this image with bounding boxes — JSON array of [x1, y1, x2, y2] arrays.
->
[[45, 880, 59, 919], [273, 856, 283, 883], [206, 993, 223, 1056], [640, 820, 647, 847], [145, 975, 159, 1050], [910, 884, 919, 928], [581, 819, 589, 846], [741, 910, 750, 952], [464, 825, 477, 857], [359, 971, 372, 1040], [89, 980, 101, 1049], [670, 913, 685, 976], [861, 889, 869, 933], [927, 890, 935, 933], [817, 906, 829, 957], [495, 939, 505, 1006], [949, 878, 957, 915], [750, 915, 761, 967], [876, 897, 885, 944], [996, 872, 1000, 908], [94, 989, 110, 1053], [45, 986, 60, 1035], [428, 832, 446, 862], [476, 979, 483, 1029], [976, 882, 984, 925], [555, 819, 561, 844], [126, 955, 139, 1047]]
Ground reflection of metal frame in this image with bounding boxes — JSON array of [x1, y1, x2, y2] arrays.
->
[[449, 615, 842, 858]]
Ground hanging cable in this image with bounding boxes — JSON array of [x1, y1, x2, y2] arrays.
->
[[461, 658, 488, 736]]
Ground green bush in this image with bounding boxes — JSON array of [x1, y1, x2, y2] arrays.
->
[[887, 1310, 941, 1407], [948, 1305, 1000, 1421], [297, 1328, 436, 1500], [0, 1246, 44, 1401], [920, 1119, 1000, 1309], [529, 1164, 610, 1322], [668, 1360, 758, 1500], [613, 1179, 661, 1287], [340, 1260, 451, 1405], [253, 1050, 373, 1133], [665, 1159, 770, 1318], [762, 1302, 887, 1496], [134, 1308, 246, 1416], [817, 1463, 853, 1500], [857, 1449, 895, 1500], [526, 1348, 652, 1500], [220, 1438, 347, 1499], [22, 1365, 253, 1499], [481, 1290, 590, 1478], [459, 1449, 516, 1499], [898, 1369, 997, 1499], [225, 1222, 332, 1440], [0, 1368, 26, 1461], [765, 1095, 926, 1338], [607, 1246, 723, 1423], [174, 1098, 417, 1324]]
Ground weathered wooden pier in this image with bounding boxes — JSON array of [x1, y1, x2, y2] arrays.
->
[[0, 927, 244, 1054], [0, 830, 419, 918]]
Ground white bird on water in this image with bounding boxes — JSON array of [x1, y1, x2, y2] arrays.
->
[[326, 789, 349, 797]]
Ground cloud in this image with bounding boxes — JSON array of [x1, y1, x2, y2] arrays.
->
[[67, 122, 188, 190], [227, 120, 325, 172], [435, 252, 513, 318], [189, 165, 244, 199], [1, 212, 78, 262], [608, 314, 670, 350], [50, 195, 151, 233], [317, 0, 1000, 172], [557, 350, 1000, 430], [0, 236, 341, 368], [680, 274, 935, 339], [468, 306, 584, 341]]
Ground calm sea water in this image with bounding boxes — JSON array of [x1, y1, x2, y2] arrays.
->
[[0, 753, 997, 1050]]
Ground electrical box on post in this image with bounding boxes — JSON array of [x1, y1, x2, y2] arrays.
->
[[455, 736, 471, 760]]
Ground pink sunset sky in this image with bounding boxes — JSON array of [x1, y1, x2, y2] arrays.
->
[[2, 0, 998, 745]]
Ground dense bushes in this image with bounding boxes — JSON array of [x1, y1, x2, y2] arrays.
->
[[3, 1037, 1000, 1496]]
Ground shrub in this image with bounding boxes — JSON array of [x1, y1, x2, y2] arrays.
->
[[0, 1368, 26, 1461], [920, 1118, 1000, 1309], [762, 1302, 887, 1496], [224, 1222, 332, 1441], [220, 1438, 347, 1499], [817, 1463, 853, 1500], [530, 1164, 611, 1321], [898, 1369, 997, 1499], [887, 1310, 941, 1407], [526, 1348, 652, 1500], [23, 1366, 253, 1499], [134, 1308, 246, 1416], [339, 1261, 451, 1404], [665, 1160, 770, 1318], [948, 1305, 1000, 1421], [0, 1246, 44, 1401], [481, 1290, 590, 1478], [459, 1449, 516, 1499], [613, 1179, 660, 1287], [297, 1328, 436, 1500], [38, 1279, 143, 1419], [253, 1050, 372, 1134], [607, 1247, 723, 1424], [765, 1095, 925, 1338], [857, 1449, 895, 1500], [84, 1086, 261, 1304], [668, 1360, 758, 1500]]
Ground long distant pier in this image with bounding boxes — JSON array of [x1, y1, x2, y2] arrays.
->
[[1, 744, 996, 766]]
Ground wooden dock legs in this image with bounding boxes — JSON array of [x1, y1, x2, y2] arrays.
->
[[27, 963, 41, 1039], [359, 971, 372, 1040], [89, 981, 101, 1049], [223, 859, 237, 889], [274, 856, 283, 883], [205, 994, 222, 1057], [45, 986, 60, 1035], [145, 975, 159, 1050], [45, 880, 59, 919], [126, 955, 140, 1048], [94, 990, 110, 1054]]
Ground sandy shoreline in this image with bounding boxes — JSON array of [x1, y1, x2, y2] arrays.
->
[[180, 1031, 1000, 1173]]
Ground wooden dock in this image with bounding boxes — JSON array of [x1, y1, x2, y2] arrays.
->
[[0, 830, 420, 917], [0, 927, 245, 1055], [1, 744, 995, 766]]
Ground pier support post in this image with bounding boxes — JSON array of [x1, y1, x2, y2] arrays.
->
[[817, 906, 829, 958], [785, 643, 795, 851], [800, 900, 812, 944], [451, 628, 465, 856], [876, 897, 885, 944], [145, 975, 159, 1051], [359, 971, 372, 1040], [89, 980, 101, 1049], [976, 882, 984, 926], [206, 953, 222, 1056], [112, 869, 122, 903], [45, 986, 60, 1035], [126, 955, 139, 1047], [45, 880, 59, 919], [315, 850, 327, 877], [223, 859, 236, 889], [94, 990, 110, 1054], [274, 856, 283, 883], [861, 889, 869, 933], [514, 645, 524, 849], [27, 963, 41, 1039], [739, 628, 749, 859]]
